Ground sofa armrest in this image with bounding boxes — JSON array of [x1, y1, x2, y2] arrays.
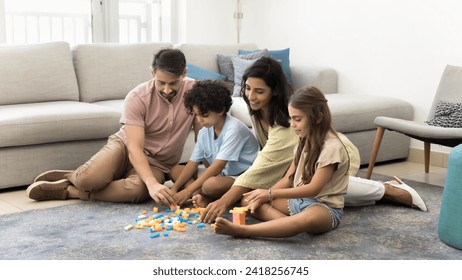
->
[[290, 65, 338, 94]]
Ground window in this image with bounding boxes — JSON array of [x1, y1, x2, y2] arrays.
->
[[0, 0, 165, 45], [119, 0, 162, 43]]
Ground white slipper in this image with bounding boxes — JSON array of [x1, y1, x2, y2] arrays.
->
[[385, 176, 428, 212]]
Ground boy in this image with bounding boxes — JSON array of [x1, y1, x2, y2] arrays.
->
[[169, 80, 259, 206]]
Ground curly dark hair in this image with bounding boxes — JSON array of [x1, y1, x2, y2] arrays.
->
[[184, 80, 233, 116]]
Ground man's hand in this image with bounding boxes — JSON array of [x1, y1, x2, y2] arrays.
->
[[148, 182, 176, 206]]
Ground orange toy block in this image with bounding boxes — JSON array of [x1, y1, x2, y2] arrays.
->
[[229, 207, 248, 225], [191, 207, 205, 214]]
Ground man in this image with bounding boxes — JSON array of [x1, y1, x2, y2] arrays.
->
[[27, 48, 200, 206]]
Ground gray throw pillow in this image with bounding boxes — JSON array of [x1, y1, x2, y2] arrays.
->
[[231, 57, 258, 97], [217, 49, 267, 82], [426, 101, 462, 128]]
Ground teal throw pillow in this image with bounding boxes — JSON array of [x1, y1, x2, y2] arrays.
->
[[239, 48, 292, 85], [186, 64, 227, 81]]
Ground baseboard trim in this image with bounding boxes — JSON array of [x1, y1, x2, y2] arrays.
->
[[408, 148, 449, 168]]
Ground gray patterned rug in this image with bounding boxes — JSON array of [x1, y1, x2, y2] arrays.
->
[[1, 173, 460, 260]]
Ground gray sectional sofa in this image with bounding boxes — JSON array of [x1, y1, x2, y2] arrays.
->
[[0, 41, 412, 190]]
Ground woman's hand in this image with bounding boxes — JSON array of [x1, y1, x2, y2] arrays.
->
[[200, 200, 227, 224], [243, 189, 269, 204]]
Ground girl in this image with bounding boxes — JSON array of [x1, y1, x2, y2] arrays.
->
[[215, 86, 349, 237]]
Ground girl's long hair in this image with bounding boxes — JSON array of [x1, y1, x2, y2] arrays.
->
[[289, 86, 337, 185], [240, 56, 292, 127]]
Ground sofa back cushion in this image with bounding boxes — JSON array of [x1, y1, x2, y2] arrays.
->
[[0, 41, 79, 105], [176, 43, 258, 73], [72, 43, 173, 103]]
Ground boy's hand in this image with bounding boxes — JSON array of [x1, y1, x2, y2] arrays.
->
[[173, 189, 192, 206]]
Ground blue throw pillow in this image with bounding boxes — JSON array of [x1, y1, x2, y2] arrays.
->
[[186, 64, 227, 81], [239, 48, 293, 85]]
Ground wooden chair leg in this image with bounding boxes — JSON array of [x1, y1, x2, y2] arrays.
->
[[366, 127, 385, 179], [424, 142, 430, 173]]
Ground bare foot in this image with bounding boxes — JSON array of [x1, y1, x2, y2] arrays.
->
[[214, 217, 248, 237], [192, 194, 210, 208]]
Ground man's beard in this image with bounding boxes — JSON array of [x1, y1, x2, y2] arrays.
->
[[161, 90, 178, 102]]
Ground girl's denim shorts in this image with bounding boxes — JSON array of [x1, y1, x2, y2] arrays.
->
[[288, 197, 343, 230]]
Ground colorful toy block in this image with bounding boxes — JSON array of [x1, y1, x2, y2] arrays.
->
[[229, 207, 248, 225], [125, 206, 208, 238]]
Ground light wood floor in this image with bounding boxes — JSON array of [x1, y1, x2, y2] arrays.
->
[[0, 161, 448, 215]]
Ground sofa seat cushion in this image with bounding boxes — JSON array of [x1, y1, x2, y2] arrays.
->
[[326, 94, 414, 133], [0, 101, 121, 147], [93, 100, 124, 112]]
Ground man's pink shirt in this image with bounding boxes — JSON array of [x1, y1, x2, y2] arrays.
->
[[115, 78, 197, 172]]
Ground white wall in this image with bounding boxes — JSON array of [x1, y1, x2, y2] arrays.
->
[[179, 0, 462, 153], [177, 0, 236, 44]]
